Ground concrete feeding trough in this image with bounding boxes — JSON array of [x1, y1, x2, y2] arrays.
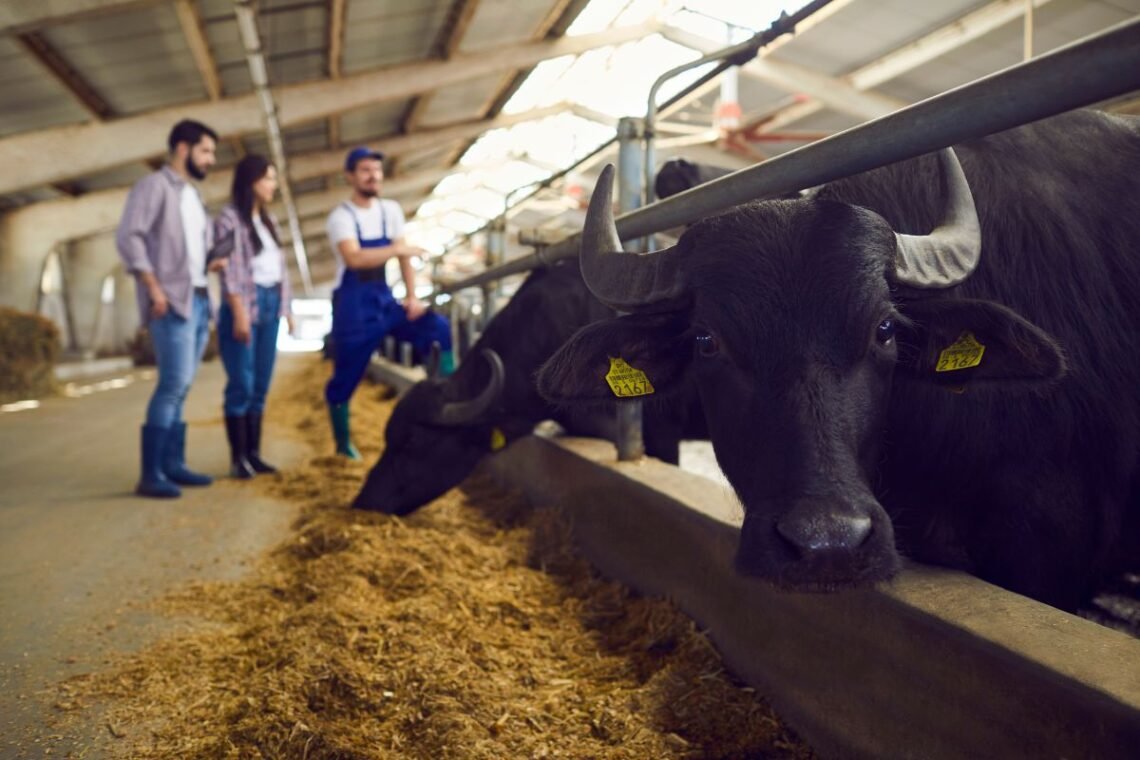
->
[[366, 354, 425, 393], [484, 435, 1140, 760]]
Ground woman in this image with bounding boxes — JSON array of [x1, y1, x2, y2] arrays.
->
[[210, 154, 294, 478]]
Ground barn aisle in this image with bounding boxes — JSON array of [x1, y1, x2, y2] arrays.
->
[[0, 355, 310, 756]]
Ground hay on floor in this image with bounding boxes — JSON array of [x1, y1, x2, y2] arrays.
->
[[57, 357, 814, 759]]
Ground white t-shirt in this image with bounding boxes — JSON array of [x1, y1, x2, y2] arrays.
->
[[326, 198, 406, 288], [251, 214, 283, 286], [180, 184, 208, 287]]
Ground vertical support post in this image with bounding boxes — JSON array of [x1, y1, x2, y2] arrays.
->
[[1024, 0, 1035, 60], [614, 117, 646, 462], [448, 298, 461, 365], [483, 216, 506, 326]]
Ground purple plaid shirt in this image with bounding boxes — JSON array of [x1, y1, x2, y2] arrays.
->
[[115, 166, 215, 323], [210, 204, 293, 323]]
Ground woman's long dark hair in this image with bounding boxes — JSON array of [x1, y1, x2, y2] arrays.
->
[[231, 154, 280, 255]]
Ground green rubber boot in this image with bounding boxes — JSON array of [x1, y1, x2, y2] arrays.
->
[[328, 403, 361, 460], [439, 349, 456, 377]]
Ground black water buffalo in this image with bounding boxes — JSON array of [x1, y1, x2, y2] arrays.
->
[[352, 260, 705, 516], [538, 110, 1140, 610], [655, 158, 738, 200]]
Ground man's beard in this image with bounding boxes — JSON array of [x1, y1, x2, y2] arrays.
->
[[358, 186, 378, 198], [187, 156, 208, 180]]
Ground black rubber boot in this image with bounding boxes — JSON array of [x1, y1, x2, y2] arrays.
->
[[245, 412, 277, 474], [163, 421, 213, 486], [137, 425, 181, 498], [224, 415, 256, 480]]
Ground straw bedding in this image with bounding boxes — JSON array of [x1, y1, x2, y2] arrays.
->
[[55, 357, 813, 759]]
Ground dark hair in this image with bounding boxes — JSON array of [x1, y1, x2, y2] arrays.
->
[[231, 154, 280, 255], [167, 119, 218, 153]]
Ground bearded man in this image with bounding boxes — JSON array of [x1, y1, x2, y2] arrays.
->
[[116, 119, 225, 497]]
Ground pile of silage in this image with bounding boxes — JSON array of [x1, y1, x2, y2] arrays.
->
[[56, 356, 813, 759]]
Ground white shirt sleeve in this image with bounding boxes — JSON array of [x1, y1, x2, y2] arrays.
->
[[383, 199, 406, 240], [327, 205, 357, 250]]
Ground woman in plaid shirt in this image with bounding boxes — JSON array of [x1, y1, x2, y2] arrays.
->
[[210, 155, 294, 478]]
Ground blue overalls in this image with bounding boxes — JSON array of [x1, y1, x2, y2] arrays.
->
[[324, 201, 452, 405]]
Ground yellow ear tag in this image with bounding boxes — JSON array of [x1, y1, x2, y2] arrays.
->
[[605, 357, 655, 398], [936, 331, 986, 372], [490, 427, 506, 451]]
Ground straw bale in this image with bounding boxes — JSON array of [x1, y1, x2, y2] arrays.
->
[[53, 357, 814, 759], [0, 306, 60, 402]]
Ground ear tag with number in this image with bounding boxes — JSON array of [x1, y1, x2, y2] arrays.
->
[[490, 427, 506, 451], [605, 357, 655, 398], [936, 332, 986, 373]]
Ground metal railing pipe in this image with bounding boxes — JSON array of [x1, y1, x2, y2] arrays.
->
[[642, 0, 836, 207], [436, 15, 1140, 295]]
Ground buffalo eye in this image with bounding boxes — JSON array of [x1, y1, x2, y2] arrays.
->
[[876, 318, 896, 345], [695, 332, 720, 358]]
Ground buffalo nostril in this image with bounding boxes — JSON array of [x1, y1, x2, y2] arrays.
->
[[776, 512, 873, 556]]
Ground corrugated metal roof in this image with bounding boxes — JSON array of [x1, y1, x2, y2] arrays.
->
[[43, 3, 207, 115], [342, 0, 451, 72], [0, 36, 92, 136], [338, 100, 409, 144], [0, 0, 1136, 290]]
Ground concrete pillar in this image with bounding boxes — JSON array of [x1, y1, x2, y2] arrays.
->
[[112, 265, 139, 354], [66, 232, 120, 357], [0, 187, 128, 315], [482, 216, 507, 326]]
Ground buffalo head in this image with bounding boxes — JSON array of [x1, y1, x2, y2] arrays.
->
[[538, 160, 1065, 591], [353, 349, 506, 515]]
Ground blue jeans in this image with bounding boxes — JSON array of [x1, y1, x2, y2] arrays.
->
[[145, 290, 210, 428], [218, 285, 282, 416]]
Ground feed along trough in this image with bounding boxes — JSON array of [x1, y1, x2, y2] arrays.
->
[[482, 434, 1140, 760]]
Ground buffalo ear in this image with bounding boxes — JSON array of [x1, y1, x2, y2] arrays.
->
[[896, 297, 1066, 387], [537, 312, 692, 403]]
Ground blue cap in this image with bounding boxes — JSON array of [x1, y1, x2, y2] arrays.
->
[[344, 146, 384, 171]]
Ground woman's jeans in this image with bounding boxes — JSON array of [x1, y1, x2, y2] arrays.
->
[[218, 285, 282, 417], [145, 290, 210, 428]]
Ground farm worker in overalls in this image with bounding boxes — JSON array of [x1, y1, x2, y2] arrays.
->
[[324, 146, 454, 459]]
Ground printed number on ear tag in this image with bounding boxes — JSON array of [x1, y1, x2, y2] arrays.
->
[[936, 332, 986, 372], [605, 357, 655, 398], [490, 427, 506, 451]]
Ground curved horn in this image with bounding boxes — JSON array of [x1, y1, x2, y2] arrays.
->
[[579, 164, 688, 313], [893, 148, 982, 289], [435, 348, 505, 426]]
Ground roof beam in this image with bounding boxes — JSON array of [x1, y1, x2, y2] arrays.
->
[[16, 31, 113, 120], [172, 0, 221, 101], [0, 0, 154, 34], [1, 105, 568, 253], [0, 21, 658, 195], [289, 104, 565, 180], [438, 0, 482, 59], [326, 0, 346, 149], [753, 0, 1056, 134], [284, 164, 467, 219], [327, 0, 345, 79]]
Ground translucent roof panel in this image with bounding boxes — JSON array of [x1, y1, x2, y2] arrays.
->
[[407, 0, 813, 253]]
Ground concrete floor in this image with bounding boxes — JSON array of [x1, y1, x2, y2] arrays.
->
[[0, 355, 308, 758]]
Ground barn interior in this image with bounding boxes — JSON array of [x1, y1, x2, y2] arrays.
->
[[2, 0, 1140, 757]]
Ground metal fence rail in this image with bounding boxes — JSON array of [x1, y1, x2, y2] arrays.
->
[[433, 15, 1140, 297]]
